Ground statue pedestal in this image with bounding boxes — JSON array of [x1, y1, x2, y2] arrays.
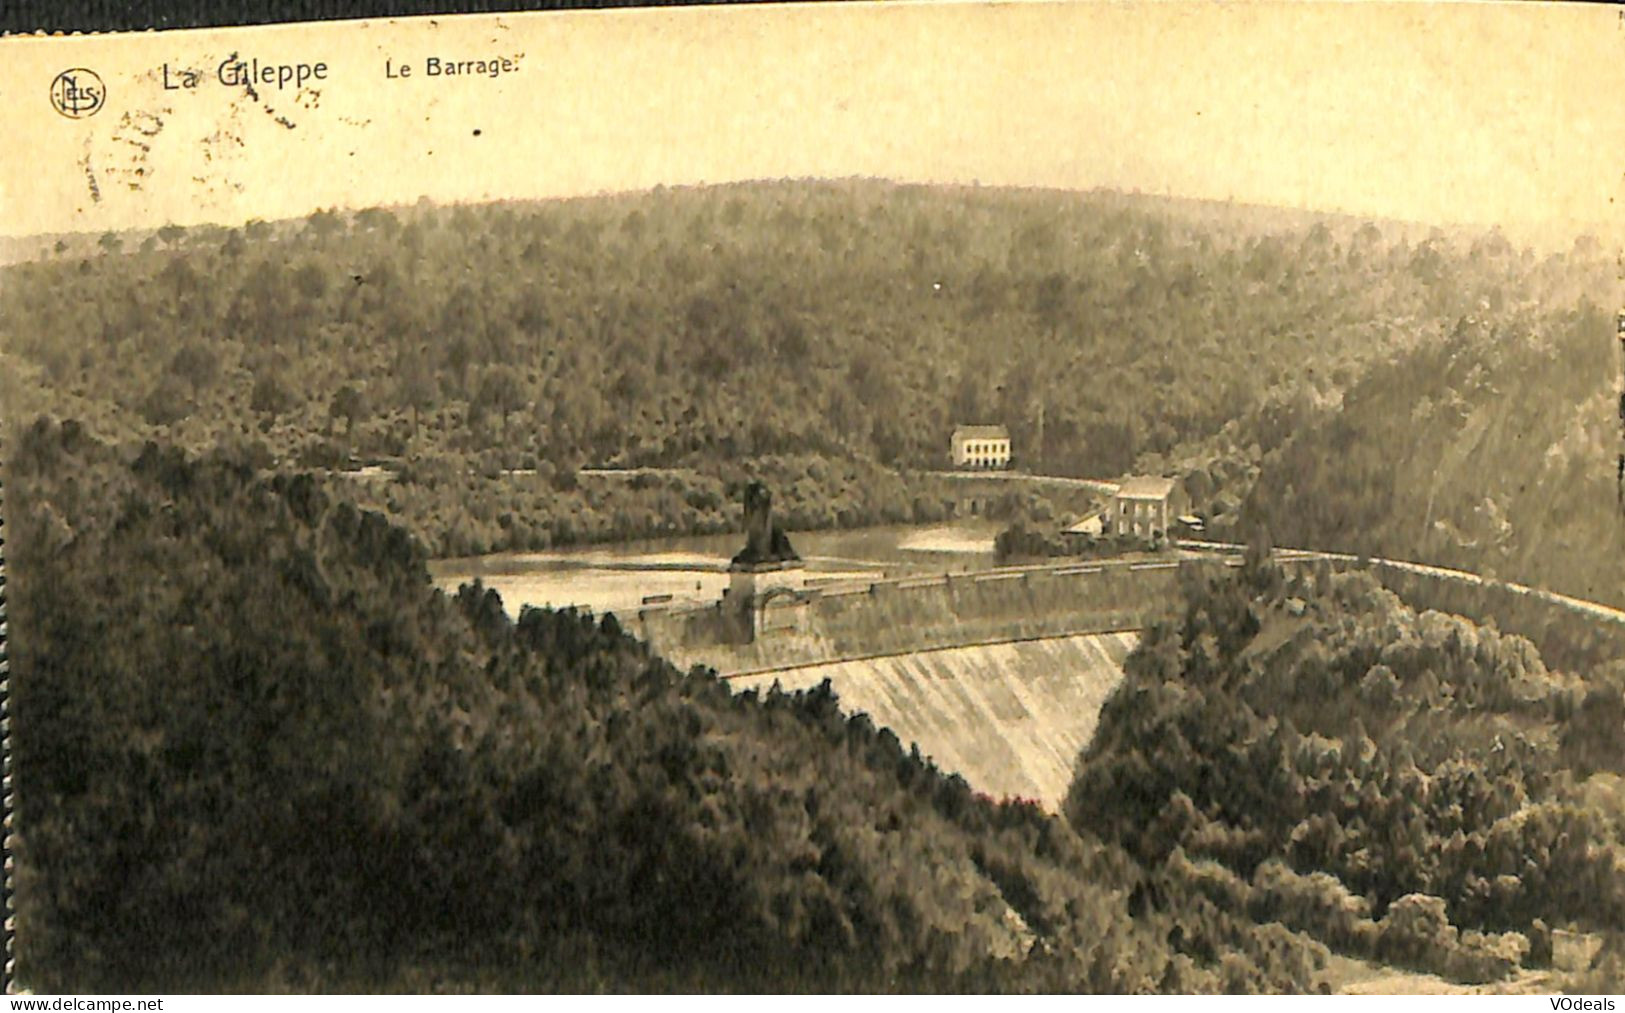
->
[[728, 562, 805, 604], [725, 562, 807, 643]]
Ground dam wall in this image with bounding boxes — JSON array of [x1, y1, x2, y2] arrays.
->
[[630, 542, 1625, 681], [729, 632, 1138, 810], [635, 559, 1181, 676]]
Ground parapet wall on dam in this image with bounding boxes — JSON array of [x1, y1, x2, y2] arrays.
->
[[635, 559, 1181, 675]]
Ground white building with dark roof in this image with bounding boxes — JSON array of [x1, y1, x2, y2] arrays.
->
[[951, 424, 1011, 470], [1110, 476, 1186, 539]]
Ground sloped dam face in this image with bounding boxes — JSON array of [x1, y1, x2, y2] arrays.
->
[[728, 632, 1137, 810]]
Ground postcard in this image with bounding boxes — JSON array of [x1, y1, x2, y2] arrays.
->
[[3, 0, 1623, 995]]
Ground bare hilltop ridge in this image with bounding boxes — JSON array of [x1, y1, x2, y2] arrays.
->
[[2, 176, 1608, 263]]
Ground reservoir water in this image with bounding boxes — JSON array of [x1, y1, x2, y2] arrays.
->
[[430, 519, 1007, 616]]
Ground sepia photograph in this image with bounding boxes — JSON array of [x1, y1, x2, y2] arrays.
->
[[2, 0, 1624, 996]]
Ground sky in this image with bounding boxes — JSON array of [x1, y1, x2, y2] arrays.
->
[[0, 1, 1620, 243]]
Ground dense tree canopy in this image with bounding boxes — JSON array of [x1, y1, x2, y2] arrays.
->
[[1068, 550, 1625, 986], [1224, 306, 1625, 610]]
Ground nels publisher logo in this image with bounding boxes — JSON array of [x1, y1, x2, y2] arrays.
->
[[50, 67, 105, 118]]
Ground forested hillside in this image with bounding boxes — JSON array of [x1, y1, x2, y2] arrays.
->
[[10, 420, 1342, 993], [1068, 542, 1625, 989], [7, 179, 1610, 560], [1226, 304, 1625, 609]]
